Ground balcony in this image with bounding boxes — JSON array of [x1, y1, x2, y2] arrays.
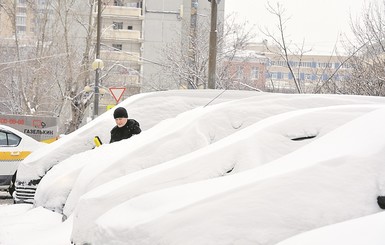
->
[[102, 6, 143, 19], [108, 74, 140, 85], [100, 50, 141, 63], [102, 29, 142, 42]]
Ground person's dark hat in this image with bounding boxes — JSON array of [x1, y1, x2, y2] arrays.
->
[[113, 107, 128, 119], [378, 196, 385, 209]]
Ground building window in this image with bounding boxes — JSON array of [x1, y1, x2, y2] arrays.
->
[[304, 73, 312, 80], [236, 66, 244, 79], [16, 16, 26, 25], [300, 73, 305, 80], [127, 25, 133, 30], [276, 60, 286, 67], [300, 62, 312, 68], [113, 22, 123, 30], [112, 44, 122, 51], [114, 0, 123, 6], [322, 74, 329, 81], [16, 26, 26, 33], [318, 62, 332, 68], [250, 67, 259, 80], [17, 7, 27, 14]]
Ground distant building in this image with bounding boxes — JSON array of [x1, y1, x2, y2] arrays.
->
[[225, 42, 351, 93], [223, 50, 268, 91], [0, 0, 35, 38]]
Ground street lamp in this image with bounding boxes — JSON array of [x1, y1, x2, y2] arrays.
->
[[92, 58, 104, 119], [93, 0, 103, 119]]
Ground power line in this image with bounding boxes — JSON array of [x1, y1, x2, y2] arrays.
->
[[0, 53, 68, 66]]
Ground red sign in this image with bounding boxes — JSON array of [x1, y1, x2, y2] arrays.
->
[[109, 87, 126, 103], [0, 118, 25, 125]]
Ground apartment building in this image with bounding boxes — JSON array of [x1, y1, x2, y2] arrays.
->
[[97, 0, 145, 101], [224, 50, 268, 91], [97, 0, 225, 107], [0, 0, 40, 44], [237, 42, 352, 93], [0, 0, 225, 112]]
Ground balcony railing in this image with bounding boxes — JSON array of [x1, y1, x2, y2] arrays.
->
[[108, 74, 140, 85], [102, 29, 142, 42], [102, 6, 142, 19], [100, 50, 141, 63]]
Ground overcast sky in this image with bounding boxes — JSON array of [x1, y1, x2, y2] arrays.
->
[[224, 0, 369, 54]]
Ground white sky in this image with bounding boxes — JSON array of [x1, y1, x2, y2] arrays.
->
[[2, 90, 385, 244], [225, 0, 369, 54]]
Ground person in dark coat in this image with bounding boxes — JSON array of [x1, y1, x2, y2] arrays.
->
[[110, 107, 141, 143]]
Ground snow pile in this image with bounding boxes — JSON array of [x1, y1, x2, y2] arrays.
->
[[91, 107, 385, 245], [1, 91, 385, 245], [17, 90, 257, 182]]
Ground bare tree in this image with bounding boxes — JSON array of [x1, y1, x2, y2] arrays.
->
[[216, 15, 258, 90], [260, 2, 304, 93], [0, 0, 79, 117], [341, 1, 385, 96], [161, 19, 210, 89], [260, 2, 355, 95], [0, 0, 98, 134], [50, 0, 96, 133], [157, 14, 256, 91]]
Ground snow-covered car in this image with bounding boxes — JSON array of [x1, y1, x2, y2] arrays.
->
[[13, 90, 258, 203], [0, 125, 44, 196], [25, 91, 385, 244], [2, 92, 385, 245]]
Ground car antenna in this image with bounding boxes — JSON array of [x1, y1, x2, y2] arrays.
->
[[203, 89, 228, 108]]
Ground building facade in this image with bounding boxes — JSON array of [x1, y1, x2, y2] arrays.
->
[[97, 0, 225, 108], [0, 0, 225, 115], [226, 42, 351, 93], [223, 50, 268, 91]]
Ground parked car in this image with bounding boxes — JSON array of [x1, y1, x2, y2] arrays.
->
[[14, 90, 258, 204], [0, 125, 45, 196]]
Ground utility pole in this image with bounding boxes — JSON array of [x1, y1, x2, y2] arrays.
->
[[93, 0, 102, 119], [207, 0, 218, 89], [188, 0, 198, 89]]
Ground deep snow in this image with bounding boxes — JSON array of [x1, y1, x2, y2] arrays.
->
[[1, 90, 385, 245]]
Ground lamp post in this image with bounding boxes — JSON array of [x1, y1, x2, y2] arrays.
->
[[92, 59, 104, 119], [93, 0, 103, 119]]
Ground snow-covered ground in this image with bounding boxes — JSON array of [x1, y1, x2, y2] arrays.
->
[[2, 90, 385, 245]]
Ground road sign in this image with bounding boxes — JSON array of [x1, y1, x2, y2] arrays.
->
[[109, 87, 126, 103]]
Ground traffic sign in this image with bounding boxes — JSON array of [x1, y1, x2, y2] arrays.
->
[[109, 87, 126, 103]]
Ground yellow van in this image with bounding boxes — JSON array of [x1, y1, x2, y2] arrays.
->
[[0, 125, 45, 196]]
